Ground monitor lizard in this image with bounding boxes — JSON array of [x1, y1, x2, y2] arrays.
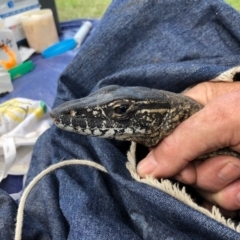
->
[[50, 85, 240, 160]]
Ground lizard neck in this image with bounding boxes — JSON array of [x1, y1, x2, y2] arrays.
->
[[144, 92, 203, 148], [159, 93, 203, 141]]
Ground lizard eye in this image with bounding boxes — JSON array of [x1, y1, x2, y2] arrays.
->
[[114, 104, 129, 115]]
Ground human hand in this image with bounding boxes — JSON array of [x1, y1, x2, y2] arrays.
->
[[137, 81, 240, 212]]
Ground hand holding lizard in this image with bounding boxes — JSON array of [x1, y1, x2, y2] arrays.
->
[[137, 81, 240, 211]]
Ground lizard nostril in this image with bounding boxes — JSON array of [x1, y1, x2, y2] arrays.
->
[[50, 111, 56, 119]]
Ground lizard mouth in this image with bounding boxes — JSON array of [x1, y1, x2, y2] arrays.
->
[[50, 108, 70, 127], [50, 110, 59, 123]]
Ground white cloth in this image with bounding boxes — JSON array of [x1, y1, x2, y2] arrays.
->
[[0, 98, 51, 181]]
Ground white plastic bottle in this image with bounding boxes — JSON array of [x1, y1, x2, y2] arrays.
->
[[0, 18, 22, 70]]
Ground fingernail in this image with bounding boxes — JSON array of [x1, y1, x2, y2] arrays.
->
[[175, 174, 184, 183], [137, 152, 158, 176], [218, 162, 240, 182], [175, 174, 188, 184]]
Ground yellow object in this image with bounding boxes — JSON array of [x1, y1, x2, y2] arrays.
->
[[34, 101, 47, 119], [0, 99, 34, 123], [0, 99, 48, 125]]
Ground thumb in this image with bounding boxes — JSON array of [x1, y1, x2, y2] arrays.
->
[[137, 88, 240, 178]]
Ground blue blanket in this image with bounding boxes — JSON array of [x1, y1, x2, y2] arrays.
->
[[2, 0, 240, 239]]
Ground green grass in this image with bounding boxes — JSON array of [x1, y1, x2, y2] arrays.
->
[[55, 0, 111, 21], [226, 0, 240, 10], [56, 0, 239, 21]]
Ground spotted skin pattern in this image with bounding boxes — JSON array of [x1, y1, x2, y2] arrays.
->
[[50, 85, 240, 160]]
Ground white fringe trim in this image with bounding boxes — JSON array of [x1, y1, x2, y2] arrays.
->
[[182, 65, 240, 94], [126, 142, 240, 233], [210, 66, 240, 82]]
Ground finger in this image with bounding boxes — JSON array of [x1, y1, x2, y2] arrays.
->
[[197, 179, 240, 211], [201, 200, 238, 219], [184, 82, 240, 106], [174, 163, 197, 185], [194, 156, 240, 192]]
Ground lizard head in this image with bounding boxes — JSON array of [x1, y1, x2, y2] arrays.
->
[[50, 85, 196, 147]]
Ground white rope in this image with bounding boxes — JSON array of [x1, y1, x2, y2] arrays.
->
[[14, 159, 108, 240]]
